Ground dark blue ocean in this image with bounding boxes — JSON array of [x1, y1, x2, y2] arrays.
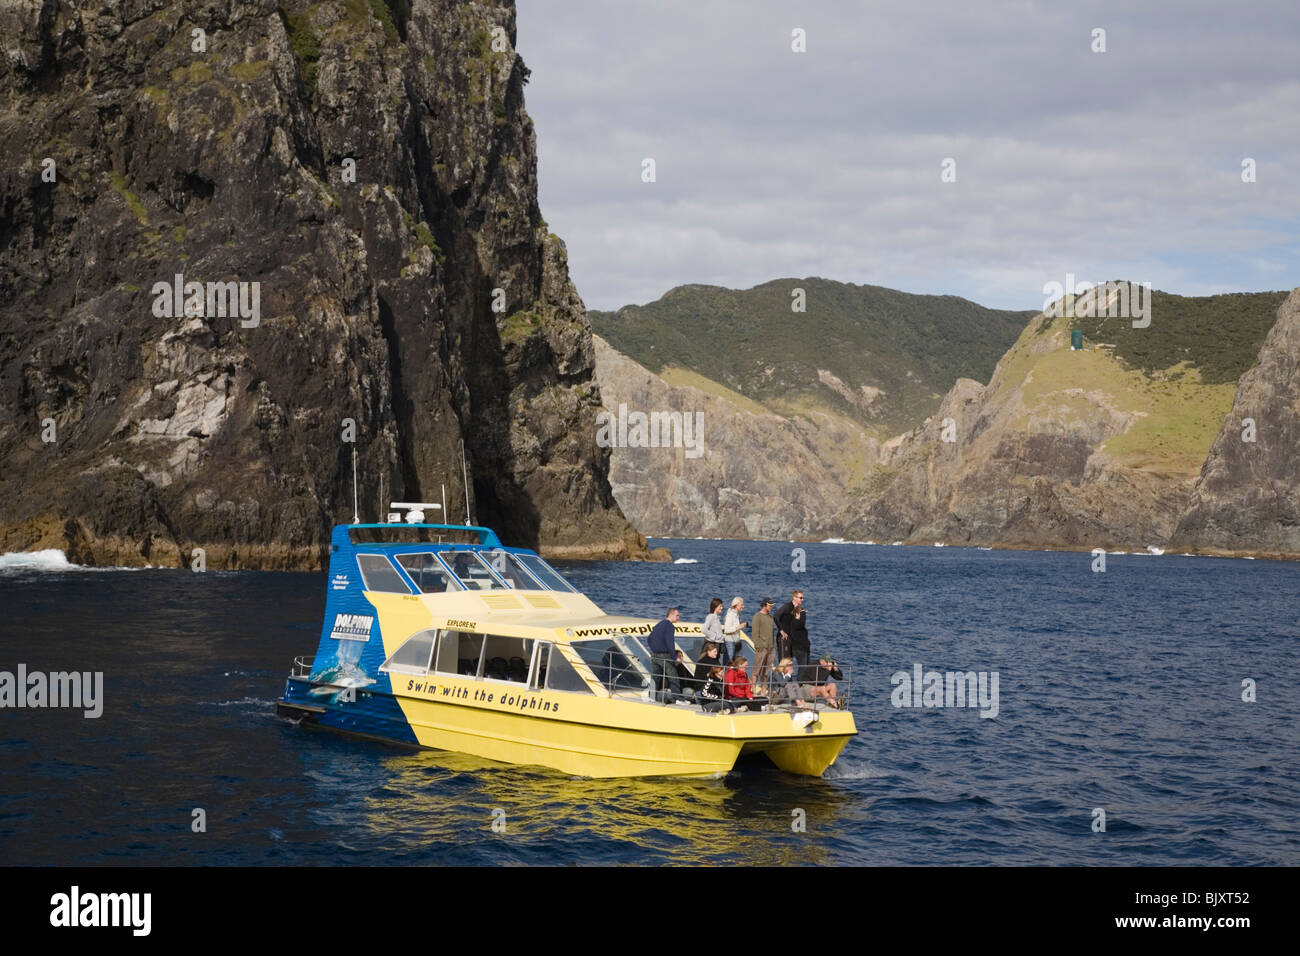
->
[[1, 539, 1296, 865]]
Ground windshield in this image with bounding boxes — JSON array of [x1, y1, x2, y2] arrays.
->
[[436, 550, 508, 590], [515, 554, 577, 592], [394, 553, 463, 593], [480, 549, 546, 590], [571, 635, 654, 692]]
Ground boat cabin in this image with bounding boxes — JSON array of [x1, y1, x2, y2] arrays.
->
[[307, 522, 721, 707]]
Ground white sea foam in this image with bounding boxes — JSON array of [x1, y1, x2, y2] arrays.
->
[[673, 558, 699, 564], [823, 760, 891, 781], [0, 549, 75, 571], [821, 537, 848, 544], [0, 550, 151, 573], [199, 697, 273, 707]]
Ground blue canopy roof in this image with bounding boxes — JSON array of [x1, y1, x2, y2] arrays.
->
[[334, 523, 505, 549]]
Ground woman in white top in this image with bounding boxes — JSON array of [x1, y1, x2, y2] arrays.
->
[[703, 597, 725, 663], [723, 596, 748, 665]]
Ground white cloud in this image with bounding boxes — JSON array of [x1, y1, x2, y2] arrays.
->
[[518, 0, 1300, 311]]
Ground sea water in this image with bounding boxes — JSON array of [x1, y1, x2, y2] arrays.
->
[[1, 539, 1296, 865]]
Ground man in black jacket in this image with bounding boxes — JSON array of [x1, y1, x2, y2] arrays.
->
[[647, 607, 681, 704], [775, 590, 809, 672]]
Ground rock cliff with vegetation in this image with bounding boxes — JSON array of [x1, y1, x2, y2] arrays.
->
[[845, 286, 1290, 552], [593, 281, 1298, 558], [1171, 289, 1300, 558], [593, 334, 873, 539], [0, 0, 651, 568], [591, 279, 1033, 437], [590, 279, 1031, 538]]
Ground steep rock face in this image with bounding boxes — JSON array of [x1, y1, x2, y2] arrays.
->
[[1171, 288, 1300, 556], [0, 0, 648, 567], [847, 289, 1232, 549], [593, 336, 877, 539]]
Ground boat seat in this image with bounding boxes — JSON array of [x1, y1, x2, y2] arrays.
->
[[507, 657, 528, 682]]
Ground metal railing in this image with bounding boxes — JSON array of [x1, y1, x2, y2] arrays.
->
[[590, 653, 851, 714], [579, 654, 654, 695], [290, 655, 314, 679]]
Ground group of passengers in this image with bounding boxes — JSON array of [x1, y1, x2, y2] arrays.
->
[[646, 591, 844, 713]]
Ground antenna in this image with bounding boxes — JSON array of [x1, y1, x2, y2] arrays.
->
[[460, 438, 472, 525], [439, 484, 448, 544], [351, 448, 360, 524]]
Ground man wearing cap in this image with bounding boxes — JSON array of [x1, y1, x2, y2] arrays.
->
[[750, 598, 776, 693], [647, 607, 682, 704]]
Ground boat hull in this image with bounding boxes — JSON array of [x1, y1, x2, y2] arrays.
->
[[280, 676, 854, 778]]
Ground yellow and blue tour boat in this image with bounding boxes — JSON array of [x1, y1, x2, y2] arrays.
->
[[278, 508, 856, 778]]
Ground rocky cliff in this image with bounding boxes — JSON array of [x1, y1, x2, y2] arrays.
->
[[0, 0, 650, 567], [845, 286, 1291, 552], [593, 335, 876, 539], [1171, 288, 1300, 557]]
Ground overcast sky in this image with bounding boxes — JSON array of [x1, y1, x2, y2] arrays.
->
[[515, 0, 1299, 313]]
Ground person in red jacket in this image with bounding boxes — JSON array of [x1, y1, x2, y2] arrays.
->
[[723, 657, 769, 712]]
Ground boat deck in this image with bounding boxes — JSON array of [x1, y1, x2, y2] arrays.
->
[[606, 688, 849, 716]]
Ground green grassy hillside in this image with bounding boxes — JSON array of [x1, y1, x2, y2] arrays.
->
[[990, 287, 1288, 476], [1068, 288, 1289, 384], [590, 278, 1035, 435]]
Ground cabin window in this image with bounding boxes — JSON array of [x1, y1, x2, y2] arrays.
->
[[379, 628, 438, 675], [436, 550, 508, 590], [395, 552, 462, 594], [675, 635, 707, 663], [514, 554, 578, 593], [544, 645, 593, 694], [571, 638, 653, 693], [480, 634, 535, 684], [435, 630, 485, 678], [356, 554, 414, 593]]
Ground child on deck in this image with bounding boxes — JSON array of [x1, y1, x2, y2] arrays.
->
[[723, 657, 769, 712], [698, 665, 731, 713]]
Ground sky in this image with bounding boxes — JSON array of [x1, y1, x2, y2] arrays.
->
[[515, 0, 1300, 313]]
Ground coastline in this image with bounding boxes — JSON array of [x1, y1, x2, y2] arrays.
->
[[0, 513, 670, 571]]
